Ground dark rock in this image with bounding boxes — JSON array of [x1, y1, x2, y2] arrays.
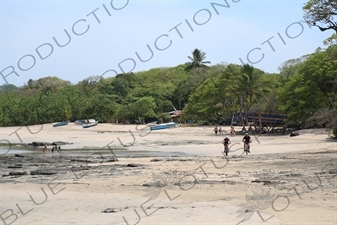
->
[[14, 154, 24, 157], [9, 171, 28, 176], [126, 163, 140, 167], [329, 169, 337, 174], [52, 141, 73, 146], [101, 208, 117, 213], [290, 131, 299, 137], [70, 159, 94, 163], [71, 166, 90, 171], [106, 158, 118, 162], [222, 180, 237, 185], [28, 142, 52, 147], [251, 179, 272, 185], [150, 159, 163, 162], [142, 182, 165, 187], [289, 173, 301, 177], [30, 170, 57, 175], [7, 165, 23, 169]]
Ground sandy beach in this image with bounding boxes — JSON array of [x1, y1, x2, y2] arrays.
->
[[0, 123, 336, 225]]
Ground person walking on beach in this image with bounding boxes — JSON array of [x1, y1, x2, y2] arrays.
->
[[230, 126, 236, 136], [218, 127, 223, 135], [214, 126, 218, 135], [242, 125, 246, 133], [248, 125, 253, 133]]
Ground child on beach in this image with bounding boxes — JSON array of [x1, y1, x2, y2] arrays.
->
[[42, 145, 48, 154], [214, 126, 218, 135], [218, 127, 223, 135]]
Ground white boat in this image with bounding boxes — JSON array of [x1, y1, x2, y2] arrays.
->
[[79, 119, 98, 128]]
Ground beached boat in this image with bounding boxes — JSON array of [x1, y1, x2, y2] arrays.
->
[[53, 121, 68, 127], [150, 122, 176, 131], [75, 119, 88, 125], [82, 120, 98, 128]]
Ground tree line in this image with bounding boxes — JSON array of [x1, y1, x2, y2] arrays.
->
[[1, 0, 337, 137]]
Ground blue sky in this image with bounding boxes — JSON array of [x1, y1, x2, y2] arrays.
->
[[0, 0, 334, 86]]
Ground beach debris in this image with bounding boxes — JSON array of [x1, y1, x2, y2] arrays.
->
[[101, 208, 117, 213], [14, 154, 24, 157]]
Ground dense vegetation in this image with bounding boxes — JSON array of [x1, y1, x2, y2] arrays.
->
[[1, 1, 337, 137], [0, 46, 336, 130]]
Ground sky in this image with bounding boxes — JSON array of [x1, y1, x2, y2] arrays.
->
[[0, 0, 335, 87]]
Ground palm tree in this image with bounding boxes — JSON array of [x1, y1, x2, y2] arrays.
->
[[232, 64, 270, 125], [185, 48, 211, 71], [64, 105, 72, 122]]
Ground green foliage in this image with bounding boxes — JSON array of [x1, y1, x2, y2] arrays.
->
[[278, 73, 327, 123], [0, 84, 18, 92], [183, 63, 270, 124], [323, 33, 337, 46], [183, 77, 222, 122], [1, 43, 336, 128], [230, 64, 271, 125], [278, 55, 310, 79], [115, 97, 156, 123], [278, 44, 337, 125], [250, 74, 283, 115], [303, 0, 337, 33]]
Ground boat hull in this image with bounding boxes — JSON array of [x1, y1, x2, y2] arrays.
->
[[53, 122, 68, 127], [82, 122, 98, 128], [150, 122, 176, 131]]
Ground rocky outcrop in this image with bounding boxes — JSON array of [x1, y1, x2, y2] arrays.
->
[[28, 142, 52, 147], [52, 141, 73, 145], [27, 141, 73, 147], [8, 171, 28, 176], [30, 170, 57, 175]]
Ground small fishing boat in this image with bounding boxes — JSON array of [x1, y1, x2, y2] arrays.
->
[[82, 119, 98, 128], [53, 121, 68, 127], [150, 122, 176, 131]]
